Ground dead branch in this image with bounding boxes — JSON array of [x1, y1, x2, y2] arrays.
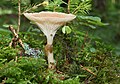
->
[[9, 25, 24, 48], [17, 0, 21, 34], [80, 64, 96, 76]]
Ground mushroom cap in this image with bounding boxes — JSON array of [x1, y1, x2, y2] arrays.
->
[[24, 11, 76, 24], [24, 11, 76, 44]]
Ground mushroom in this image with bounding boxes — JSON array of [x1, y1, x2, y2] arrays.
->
[[24, 11, 76, 69]]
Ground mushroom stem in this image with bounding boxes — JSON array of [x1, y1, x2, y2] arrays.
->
[[44, 33, 56, 69], [45, 44, 55, 69]]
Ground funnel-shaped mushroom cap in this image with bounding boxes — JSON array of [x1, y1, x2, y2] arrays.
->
[[24, 11, 76, 44]]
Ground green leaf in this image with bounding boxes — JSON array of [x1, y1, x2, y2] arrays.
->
[[78, 75, 87, 77], [90, 47, 96, 53], [62, 26, 72, 34], [87, 20, 109, 26], [87, 24, 96, 29], [0, 28, 11, 34], [78, 15, 109, 28], [5, 78, 16, 83], [62, 26, 66, 34], [78, 16, 101, 22], [0, 8, 13, 15], [0, 59, 7, 63]]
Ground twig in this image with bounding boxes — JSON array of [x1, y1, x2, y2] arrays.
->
[[15, 55, 18, 62], [9, 25, 24, 48], [80, 64, 96, 76], [9, 25, 18, 38], [22, 0, 48, 13], [1, 77, 6, 84], [67, 0, 70, 13], [17, 0, 21, 34], [9, 25, 24, 62], [23, 3, 43, 13]]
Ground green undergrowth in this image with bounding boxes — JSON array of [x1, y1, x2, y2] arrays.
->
[[0, 29, 119, 84]]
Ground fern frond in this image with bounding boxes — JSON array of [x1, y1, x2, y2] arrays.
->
[[71, 0, 91, 14]]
